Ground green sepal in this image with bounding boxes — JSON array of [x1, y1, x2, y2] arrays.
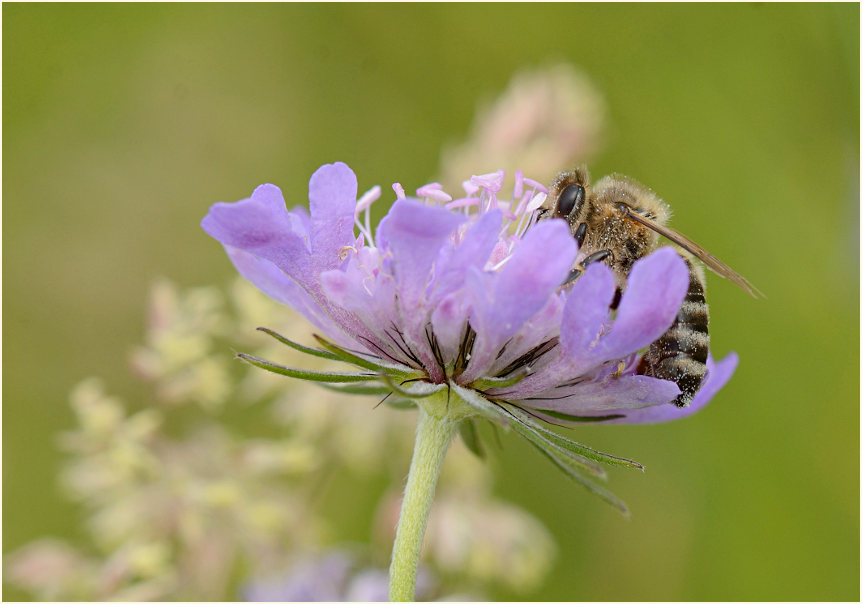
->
[[504, 412, 606, 478], [237, 353, 380, 383], [256, 327, 342, 361], [451, 385, 606, 477], [459, 419, 485, 459], [500, 402, 644, 470], [314, 334, 412, 375], [527, 440, 630, 516], [384, 398, 417, 410], [472, 367, 530, 391], [379, 374, 442, 399], [319, 383, 393, 396], [450, 383, 507, 422]]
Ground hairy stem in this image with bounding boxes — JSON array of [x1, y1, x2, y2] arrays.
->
[[388, 405, 458, 601]]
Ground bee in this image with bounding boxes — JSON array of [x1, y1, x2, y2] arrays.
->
[[535, 167, 761, 407]]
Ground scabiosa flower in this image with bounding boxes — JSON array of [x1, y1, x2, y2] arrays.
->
[[201, 162, 737, 600], [243, 550, 439, 602]]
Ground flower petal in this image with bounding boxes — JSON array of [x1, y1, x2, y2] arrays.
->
[[308, 162, 359, 262], [604, 352, 738, 424], [224, 246, 343, 338], [429, 290, 470, 362], [489, 263, 615, 399], [377, 200, 467, 379], [378, 199, 467, 308], [461, 219, 576, 383], [560, 263, 616, 364], [430, 210, 503, 305], [577, 247, 689, 371], [202, 184, 312, 277], [520, 374, 680, 413]]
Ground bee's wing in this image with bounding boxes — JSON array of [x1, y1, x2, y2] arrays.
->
[[621, 207, 764, 298]]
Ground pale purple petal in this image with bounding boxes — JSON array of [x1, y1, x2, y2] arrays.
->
[[203, 166, 368, 348], [560, 263, 616, 363], [575, 247, 689, 371], [202, 184, 313, 281], [429, 290, 471, 361], [487, 294, 564, 377], [604, 352, 738, 424], [460, 220, 576, 383], [522, 374, 680, 413], [491, 264, 614, 399], [479, 219, 576, 338], [225, 247, 344, 339], [308, 162, 358, 262], [319, 256, 402, 359], [430, 210, 502, 305], [377, 200, 466, 308], [377, 200, 466, 378]]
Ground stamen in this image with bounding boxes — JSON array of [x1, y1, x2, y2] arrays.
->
[[356, 185, 382, 213], [392, 182, 406, 200], [462, 180, 480, 195], [522, 177, 548, 194], [525, 191, 547, 213], [512, 191, 546, 240], [416, 183, 453, 204], [514, 189, 533, 218], [444, 197, 481, 211], [364, 206, 374, 247], [513, 169, 524, 199], [354, 215, 374, 246], [471, 170, 505, 193]]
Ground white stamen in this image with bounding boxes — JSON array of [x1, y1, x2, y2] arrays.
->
[[522, 177, 548, 194], [356, 185, 382, 213], [445, 197, 480, 210], [416, 183, 453, 204], [462, 180, 480, 195], [513, 169, 524, 199], [354, 215, 373, 246], [525, 191, 547, 212]]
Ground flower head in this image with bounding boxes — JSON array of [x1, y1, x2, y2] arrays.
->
[[242, 550, 440, 602], [202, 162, 736, 510]]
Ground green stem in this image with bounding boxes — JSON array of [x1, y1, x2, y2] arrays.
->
[[388, 405, 458, 601]]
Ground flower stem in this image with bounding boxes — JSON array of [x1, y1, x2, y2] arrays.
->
[[388, 404, 458, 601]]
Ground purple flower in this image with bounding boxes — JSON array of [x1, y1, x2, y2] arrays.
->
[[242, 551, 436, 602], [202, 162, 737, 511]]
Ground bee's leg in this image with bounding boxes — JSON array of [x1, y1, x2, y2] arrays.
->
[[561, 266, 583, 286], [561, 248, 614, 286], [573, 222, 587, 249], [582, 250, 613, 267]]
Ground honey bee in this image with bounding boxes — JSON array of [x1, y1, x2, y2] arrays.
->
[[535, 167, 761, 407]]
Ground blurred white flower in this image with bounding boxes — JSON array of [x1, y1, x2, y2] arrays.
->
[[439, 63, 605, 190]]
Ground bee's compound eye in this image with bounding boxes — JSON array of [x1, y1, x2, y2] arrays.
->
[[556, 184, 585, 219]]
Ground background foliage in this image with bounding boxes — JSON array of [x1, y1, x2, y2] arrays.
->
[[4, 4, 859, 601]]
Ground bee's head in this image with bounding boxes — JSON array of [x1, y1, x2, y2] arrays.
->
[[548, 166, 590, 225]]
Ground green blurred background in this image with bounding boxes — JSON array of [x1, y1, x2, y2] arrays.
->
[[3, 3, 859, 601]]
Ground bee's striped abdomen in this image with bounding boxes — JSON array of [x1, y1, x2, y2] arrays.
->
[[637, 256, 709, 407]]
